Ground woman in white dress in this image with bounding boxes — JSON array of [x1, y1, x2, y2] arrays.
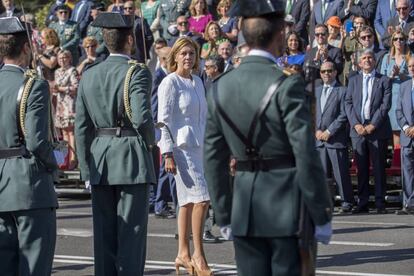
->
[[157, 37, 212, 276]]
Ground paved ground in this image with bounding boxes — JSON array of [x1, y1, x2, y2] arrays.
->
[[52, 196, 414, 276]]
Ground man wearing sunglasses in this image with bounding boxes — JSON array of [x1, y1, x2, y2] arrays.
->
[[382, 0, 414, 49], [315, 61, 354, 213], [167, 15, 203, 47], [49, 4, 81, 65]]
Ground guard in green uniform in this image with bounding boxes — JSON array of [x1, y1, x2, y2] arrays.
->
[[0, 17, 58, 276], [75, 12, 156, 276], [87, 2, 107, 57], [203, 1, 333, 275], [49, 4, 81, 65]]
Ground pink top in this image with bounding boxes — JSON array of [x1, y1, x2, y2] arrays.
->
[[188, 14, 213, 34]]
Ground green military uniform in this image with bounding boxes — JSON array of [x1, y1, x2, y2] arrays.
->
[[203, 1, 332, 275], [75, 12, 156, 276], [0, 17, 58, 276], [86, 24, 106, 56], [49, 20, 81, 65]]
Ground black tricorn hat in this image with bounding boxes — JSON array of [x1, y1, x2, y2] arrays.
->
[[228, 0, 285, 17], [0, 17, 29, 35], [91, 12, 134, 28], [91, 2, 105, 11]]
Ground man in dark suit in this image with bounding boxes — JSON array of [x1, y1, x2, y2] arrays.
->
[[310, 0, 343, 42], [286, 0, 310, 46], [316, 61, 355, 213], [345, 49, 392, 214], [0, 0, 21, 18], [124, 0, 154, 63], [304, 24, 344, 77], [0, 16, 57, 275], [167, 15, 204, 47], [395, 56, 414, 215], [204, 1, 333, 275], [339, 0, 378, 27], [382, 0, 414, 49], [217, 40, 234, 72], [70, 0, 94, 38]]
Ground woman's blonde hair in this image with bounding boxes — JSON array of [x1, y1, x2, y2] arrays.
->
[[203, 21, 224, 42], [390, 29, 411, 61], [82, 36, 98, 48], [189, 0, 208, 17], [41, 27, 60, 47], [216, 0, 231, 16], [167, 37, 200, 73]]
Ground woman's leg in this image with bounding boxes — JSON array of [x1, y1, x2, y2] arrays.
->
[[66, 126, 76, 163], [177, 203, 193, 260], [191, 200, 210, 270]]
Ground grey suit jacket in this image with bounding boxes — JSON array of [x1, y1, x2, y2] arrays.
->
[[345, 72, 392, 140], [315, 83, 349, 148], [396, 79, 414, 147], [310, 0, 343, 41]]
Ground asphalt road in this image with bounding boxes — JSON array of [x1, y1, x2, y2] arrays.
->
[[52, 196, 414, 276]]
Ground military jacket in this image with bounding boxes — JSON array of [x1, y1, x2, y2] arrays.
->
[[0, 65, 58, 212], [204, 55, 332, 237], [49, 20, 81, 63], [75, 55, 156, 185]]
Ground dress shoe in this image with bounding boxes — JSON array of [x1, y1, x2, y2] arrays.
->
[[203, 231, 219, 243], [175, 257, 194, 275], [395, 208, 409, 215], [375, 208, 387, 214], [155, 209, 176, 219], [340, 203, 353, 213], [352, 205, 369, 214], [191, 260, 213, 276]]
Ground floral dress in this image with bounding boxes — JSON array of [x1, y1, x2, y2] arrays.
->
[[54, 66, 79, 128]]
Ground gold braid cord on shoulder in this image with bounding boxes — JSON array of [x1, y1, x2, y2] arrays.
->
[[123, 60, 146, 121], [19, 69, 38, 136]]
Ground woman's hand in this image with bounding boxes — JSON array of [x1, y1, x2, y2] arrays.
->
[[165, 156, 177, 175], [391, 64, 400, 78]]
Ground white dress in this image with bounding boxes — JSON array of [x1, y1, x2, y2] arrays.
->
[[157, 72, 210, 206]]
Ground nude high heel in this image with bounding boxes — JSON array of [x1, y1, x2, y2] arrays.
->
[[175, 257, 195, 275], [191, 260, 213, 276]]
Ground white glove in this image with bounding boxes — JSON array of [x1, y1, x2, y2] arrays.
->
[[220, 225, 233, 241], [315, 221, 332, 245]]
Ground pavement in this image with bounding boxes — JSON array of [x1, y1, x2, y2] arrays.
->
[[52, 196, 414, 276]]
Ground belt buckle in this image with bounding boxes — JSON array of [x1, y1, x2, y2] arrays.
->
[[116, 127, 121, 137]]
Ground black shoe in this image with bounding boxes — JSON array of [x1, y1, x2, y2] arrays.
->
[[395, 208, 409, 215], [155, 209, 176, 219], [375, 208, 387, 214], [203, 231, 219, 243], [352, 205, 369, 214], [340, 204, 353, 213]]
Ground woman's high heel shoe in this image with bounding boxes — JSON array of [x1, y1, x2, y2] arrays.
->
[[175, 257, 195, 275], [191, 260, 213, 276]]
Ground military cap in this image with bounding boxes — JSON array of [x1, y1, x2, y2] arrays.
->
[[0, 17, 28, 35], [56, 4, 70, 11], [91, 12, 134, 28], [229, 0, 285, 17], [91, 2, 105, 11]]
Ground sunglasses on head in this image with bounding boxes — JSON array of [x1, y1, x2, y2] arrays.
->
[[320, 69, 334, 74]]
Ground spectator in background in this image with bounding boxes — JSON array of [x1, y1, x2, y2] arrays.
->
[[277, 31, 305, 68], [45, 0, 66, 26], [339, 0, 378, 27], [203, 54, 224, 91], [380, 30, 411, 146], [326, 16, 345, 49], [310, 0, 343, 42], [382, 0, 414, 49], [77, 36, 103, 75], [37, 28, 60, 84], [286, 0, 310, 46], [54, 50, 79, 170], [216, 0, 238, 43], [0, 0, 21, 18], [70, 0, 94, 38], [159, 0, 191, 40], [148, 37, 168, 75], [375, 0, 399, 43], [201, 21, 227, 59], [86, 2, 107, 57], [188, 0, 213, 38], [217, 40, 233, 72], [107, 0, 124, 13], [284, 14, 296, 35], [124, 0, 154, 63], [49, 4, 81, 66], [408, 25, 414, 52], [168, 15, 204, 47], [232, 44, 249, 68], [142, 0, 162, 39]]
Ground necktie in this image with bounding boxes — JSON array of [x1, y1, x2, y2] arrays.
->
[[285, 0, 293, 14], [361, 75, 370, 122], [321, 86, 329, 112]]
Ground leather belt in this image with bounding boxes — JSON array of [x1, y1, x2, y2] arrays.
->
[[0, 146, 29, 159], [236, 155, 295, 172], [96, 128, 137, 137]]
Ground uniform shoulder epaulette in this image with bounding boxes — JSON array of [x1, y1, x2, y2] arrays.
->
[[212, 67, 233, 83], [128, 59, 147, 69], [24, 69, 39, 80]]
